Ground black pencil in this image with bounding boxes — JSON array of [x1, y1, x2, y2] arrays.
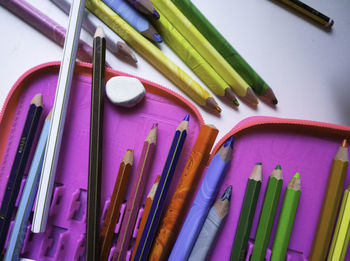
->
[[86, 26, 106, 261], [0, 94, 43, 253]]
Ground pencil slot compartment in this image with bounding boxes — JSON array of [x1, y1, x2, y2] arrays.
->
[[73, 234, 86, 261], [48, 183, 65, 217], [68, 188, 87, 222], [39, 225, 68, 260]]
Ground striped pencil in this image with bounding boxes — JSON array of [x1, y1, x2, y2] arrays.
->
[[133, 115, 189, 260], [131, 175, 161, 261], [113, 124, 158, 261], [100, 149, 134, 261], [230, 163, 263, 261], [251, 165, 283, 261], [271, 173, 301, 261], [169, 136, 234, 261], [171, 0, 278, 104], [4, 110, 51, 261], [189, 185, 232, 261], [86, 26, 106, 261], [327, 182, 350, 261], [152, 0, 258, 105], [149, 124, 218, 261], [0, 94, 43, 252], [310, 139, 349, 261]]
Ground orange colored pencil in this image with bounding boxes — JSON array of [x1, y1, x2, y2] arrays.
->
[[131, 175, 161, 261], [100, 149, 133, 261], [149, 124, 218, 261]]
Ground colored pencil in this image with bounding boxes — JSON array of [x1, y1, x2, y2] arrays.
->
[[149, 124, 218, 261], [133, 115, 189, 260], [230, 162, 262, 261], [116, 42, 138, 63], [169, 136, 234, 261], [189, 185, 232, 261], [152, 0, 258, 105], [327, 182, 350, 261], [278, 0, 334, 28], [32, 0, 86, 233], [310, 139, 349, 261], [51, 0, 137, 62], [103, 0, 162, 43], [251, 165, 283, 261], [100, 149, 134, 261], [86, 26, 106, 261], [126, 0, 159, 19], [4, 110, 51, 261], [0, 0, 92, 63], [86, 0, 221, 113], [131, 175, 161, 261], [0, 94, 43, 252], [152, 10, 239, 106], [113, 124, 158, 261], [171, 0, 278, 105], [271, 173, 301, 261]]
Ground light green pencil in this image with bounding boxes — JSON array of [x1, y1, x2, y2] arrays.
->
[[251, 165, 283, 261], [271, 173, 301, 261]]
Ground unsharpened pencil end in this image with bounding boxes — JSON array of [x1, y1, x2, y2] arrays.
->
[[221, 185, 232, 201], [275, 164, 282, 170], [31, 93, 43, 106], [341, 139, 348, 148], [94, 26, 105, 38], [153, 33, 162, 43]]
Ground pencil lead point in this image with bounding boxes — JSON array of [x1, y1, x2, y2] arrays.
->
[[272, 98, 278, 105], [233, 99, 239, 107], [256, 162, 262, 165], [224, 136, 234, 148], [221, 185, 232, 201], [183, 114, 190, 121], [152, 123, 158, 129], [153, 10, 160, 19], [293, 172, 300, 179], [153, 33, 162, 43], [275, 164, 281, 170], [341, 139, 348, 148]]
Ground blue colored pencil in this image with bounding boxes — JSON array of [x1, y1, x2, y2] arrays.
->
[[4, 111, 51, 261], [102, 0, 162, 43], [0, 94, 43, 253], [169, 136, 234, 261], [133, 115, 189, 261]]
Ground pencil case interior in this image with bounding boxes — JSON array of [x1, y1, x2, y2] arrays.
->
[[0, 62, 349, 260]]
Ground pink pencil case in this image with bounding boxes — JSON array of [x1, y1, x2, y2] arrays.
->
[[0, 62, 349, 260]]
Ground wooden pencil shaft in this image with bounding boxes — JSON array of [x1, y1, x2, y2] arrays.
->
[[86, 33, 106, 261], [32, 0, 86, 233], [100, 150, 133, 261], [134, 119, 188, 260], [271, 182, 301, 261], [114, 126, 157, 261], [327, 187, 350, 261], [231, 178, 261, 261], [149, 124, 218, 261], [310, 157, 348, 261], [0, 100, 42, 252], [251, 176, 283, 261]]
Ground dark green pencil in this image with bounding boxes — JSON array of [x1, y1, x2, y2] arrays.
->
[[230, 163, 262, 261], [251, 165, 283, 261]]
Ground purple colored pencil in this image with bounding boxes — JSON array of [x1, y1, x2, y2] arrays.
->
[[0, 0, 92, 63], [126, 0, 159, 19], [112, 124, 158, 261]]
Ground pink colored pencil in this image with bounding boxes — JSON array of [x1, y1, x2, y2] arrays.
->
[[113, 124, 158, 261], [0, 0, 92, 63]]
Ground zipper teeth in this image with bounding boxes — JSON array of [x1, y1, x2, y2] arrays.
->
[[0, 61, 205, 126]]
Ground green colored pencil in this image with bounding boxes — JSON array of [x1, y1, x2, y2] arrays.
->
[[230, 163, 262, 261], [251, 165, 283, 261], [171, 0, 278, 105], [271, 173, 301, 261]]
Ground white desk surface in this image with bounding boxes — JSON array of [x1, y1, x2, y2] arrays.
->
[[0, 0, 349, 143]]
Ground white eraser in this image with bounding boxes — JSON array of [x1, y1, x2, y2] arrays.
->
[[106, 76, 145, 108]]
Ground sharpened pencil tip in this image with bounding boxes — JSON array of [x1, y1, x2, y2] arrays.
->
[[233, 99, 239, 107], [153, 33, 162, 43], [272, 98, 278, 105], [94, 26, 105, 38], [152, 123, 158, 129], [221, 186, 232, 201], [216, 106, 222, 113], [256, 162, 262, 165], [293, 172, 300, 179], [153, 10, 160, 19], [275, 164, 281, 170], [224, 136, 234, 148], [341, 139, 348, 148], [183, 114, 190, 121]]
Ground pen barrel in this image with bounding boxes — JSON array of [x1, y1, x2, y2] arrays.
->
[[271, 187, 301, 261], [231, 179, 261, 261], [169, 154, 230, 261], [310, 159, 348, 261]]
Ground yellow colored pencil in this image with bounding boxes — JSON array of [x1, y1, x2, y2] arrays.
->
[[86, 0, 221, 113], [151, 0, 258, 105], [327, 183, 350, 261]]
